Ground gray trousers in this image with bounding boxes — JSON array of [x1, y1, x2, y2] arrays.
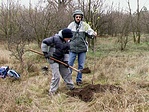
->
[[49, 62, 74, 93]]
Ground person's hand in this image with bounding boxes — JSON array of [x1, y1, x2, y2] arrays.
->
[[94, 31, 97, 36], [43, 52, 51, 59], [63, 61, 69, 68]]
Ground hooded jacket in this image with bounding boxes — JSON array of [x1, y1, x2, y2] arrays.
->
[[41, 31, 70, 61], [68, 21, 95, 53]]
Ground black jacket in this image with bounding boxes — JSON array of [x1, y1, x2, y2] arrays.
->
[[41, 34, 70, 61]]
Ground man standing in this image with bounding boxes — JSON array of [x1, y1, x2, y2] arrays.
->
[[41, 28, 75, 95], [68, 9, 97, 86]]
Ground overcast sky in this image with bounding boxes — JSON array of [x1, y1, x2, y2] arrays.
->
[[1, 0, 149, 12], [106, 0, 149, 12]]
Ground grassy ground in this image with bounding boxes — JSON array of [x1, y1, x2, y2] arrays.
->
[[0, 36, 149, 112]]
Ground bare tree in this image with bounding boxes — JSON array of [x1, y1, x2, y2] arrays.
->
[[127, 0, 141, 43], [47, 0, 73, 29], [73, 0, 107, 51], [136, 0, 141, 43], [118, 15, 130, 50], [141, 7, 149, 34], [0, 0, 27, 72]]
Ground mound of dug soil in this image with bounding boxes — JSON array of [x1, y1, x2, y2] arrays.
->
[[66, 84, 124, 102]]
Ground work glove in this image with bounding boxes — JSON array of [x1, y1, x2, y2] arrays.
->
[[43, 52, 52, 59], [63, 61, 69, 68]]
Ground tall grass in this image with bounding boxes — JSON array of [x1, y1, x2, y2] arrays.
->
[[0, 36, 149, 112]]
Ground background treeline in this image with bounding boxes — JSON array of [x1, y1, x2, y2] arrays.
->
[[1, 0, 149, 43], [1, 0, 149, 69]]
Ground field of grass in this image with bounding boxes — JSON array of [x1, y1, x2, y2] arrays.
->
[[0, 36, 149, 112]]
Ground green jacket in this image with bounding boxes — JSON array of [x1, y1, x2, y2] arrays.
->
[[68, 21, 95, 53]]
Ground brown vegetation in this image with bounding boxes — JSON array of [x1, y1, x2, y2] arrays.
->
[[0, 0, 149, 111], [1, 36, 149, 111]]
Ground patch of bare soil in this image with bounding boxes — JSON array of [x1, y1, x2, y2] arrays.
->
[[66, 84, 124, 102]]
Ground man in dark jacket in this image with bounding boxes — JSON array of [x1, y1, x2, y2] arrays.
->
[[41, 28, 75, 95]]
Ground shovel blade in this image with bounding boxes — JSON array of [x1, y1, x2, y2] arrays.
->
[[81, 67, 91, 73]]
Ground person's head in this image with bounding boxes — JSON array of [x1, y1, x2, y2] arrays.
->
[[61, 28, 73, 41], [73, 9, 83, 24]]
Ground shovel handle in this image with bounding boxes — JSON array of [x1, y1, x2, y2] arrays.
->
[[50, 56, 80, 72], [28, 49, 80, 72]]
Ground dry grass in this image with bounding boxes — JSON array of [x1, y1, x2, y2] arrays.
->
[[0, 37, 149, 112]]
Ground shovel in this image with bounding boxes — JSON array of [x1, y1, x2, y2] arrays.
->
[[28, 49, 91, 73]]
